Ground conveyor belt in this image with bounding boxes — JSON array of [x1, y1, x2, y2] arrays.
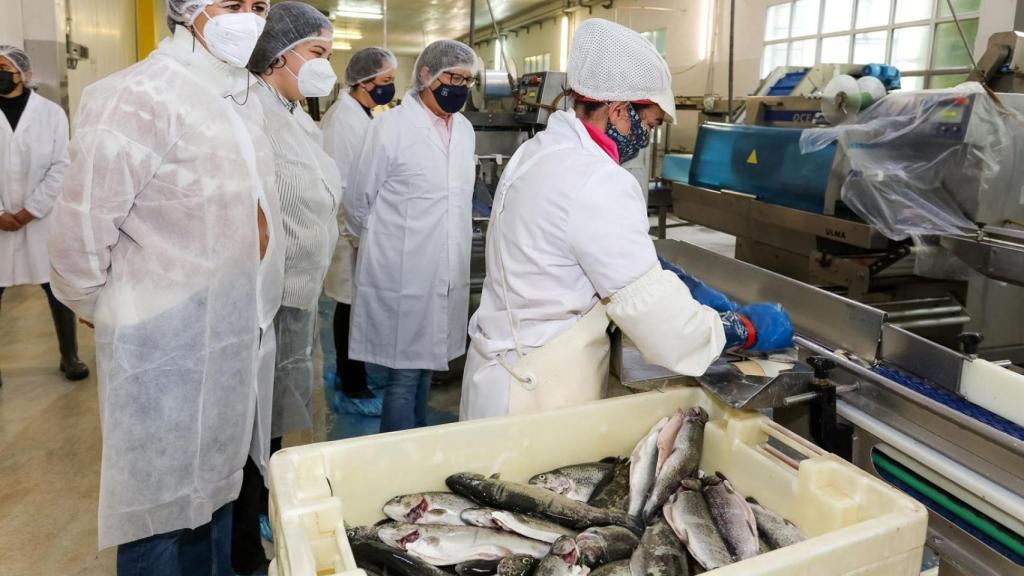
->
[[873, 451, 1024, 565], [872, 364, 1024, 441]]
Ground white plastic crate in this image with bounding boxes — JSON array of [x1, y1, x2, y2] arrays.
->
[[268, 387, 927, 576]]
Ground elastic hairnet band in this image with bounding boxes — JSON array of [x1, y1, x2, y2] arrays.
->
[[573, 92, 655, 106], [276, 35, 334, 61], [352, 66, 396, 86]]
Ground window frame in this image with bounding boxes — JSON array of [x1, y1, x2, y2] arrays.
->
[[761, 0, 980, 88]]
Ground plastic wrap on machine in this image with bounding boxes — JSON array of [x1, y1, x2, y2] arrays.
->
[[799, 83, 1024, 240]]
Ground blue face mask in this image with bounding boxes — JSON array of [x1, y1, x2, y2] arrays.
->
[[432, 82, 470, 114], [605, 104, 651, 164], [369, 82, 396, 105]]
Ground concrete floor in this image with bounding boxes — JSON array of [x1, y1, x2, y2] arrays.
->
[[0, 222, 734, 575]]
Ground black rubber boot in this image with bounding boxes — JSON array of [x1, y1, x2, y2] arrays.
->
[[50, 302, 90, 381]]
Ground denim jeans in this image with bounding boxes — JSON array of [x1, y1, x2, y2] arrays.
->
[[367, 364, 432, 433], [117, 503, 233, 576]]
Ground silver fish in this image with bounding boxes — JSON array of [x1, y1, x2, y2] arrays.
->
[[383, 492, 478, 526], [703, 476, 757, 562], [663, 480, 731, 571], [589, 559, 631, 576], [534, 536, 591, 576], [656, 410, 686, 477], [378, 522, 551, 566], [497, 554, 538, 576], [575, 526, 639, 567], [530, 459, 618, 503], [462, 507, 578, 543], [643, 407, 708, 523], [629, 519, 690, 576], [746, 497, 805, 550], [628, 417, 669, 520]]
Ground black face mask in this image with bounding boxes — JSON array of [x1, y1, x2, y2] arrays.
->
[[432, 82, 469, 114], [369, 82, 396, 106], [0, 71, 18, 96]]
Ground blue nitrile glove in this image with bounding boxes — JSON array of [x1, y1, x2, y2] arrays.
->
[[721, 304, 795, 353], [658, 257, 739, 313]]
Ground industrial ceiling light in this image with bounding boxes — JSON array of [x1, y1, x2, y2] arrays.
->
[[334, 6, 383, 20], [334, 29, 363, 40], [332, 41, 353, 50]]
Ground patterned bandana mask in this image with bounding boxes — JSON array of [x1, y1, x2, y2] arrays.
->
[[605, 103, 651, 164]]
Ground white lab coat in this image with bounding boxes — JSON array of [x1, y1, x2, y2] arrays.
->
[[345, 91, 476, 371], [461, 111, 725, 420], [321, 90, 371, 305], [48, 27, 275, 549], [0, 91, 69, 287]]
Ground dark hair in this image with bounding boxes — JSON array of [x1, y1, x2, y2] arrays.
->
[[571, 91, 606, 119]]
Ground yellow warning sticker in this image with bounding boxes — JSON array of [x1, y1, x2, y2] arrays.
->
[[747, 150, 758, 165]]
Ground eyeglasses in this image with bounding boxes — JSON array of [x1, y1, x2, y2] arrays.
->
[[441, 71, 477, 88]]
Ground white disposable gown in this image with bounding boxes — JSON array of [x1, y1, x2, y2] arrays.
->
[[233, 81, 286, 480], [461, 111, 725, 420], [48, 27, 276, 549], [251, 79, 342, 437], [345, 91, 476, 371], [321, 90, 371, 305], [0, 91, 69, 287]]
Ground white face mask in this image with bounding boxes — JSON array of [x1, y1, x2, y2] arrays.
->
[[199, 10, 266, 68], [288, 50, 337, 98]]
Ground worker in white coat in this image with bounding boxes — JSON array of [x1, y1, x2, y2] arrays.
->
[[0, 46, 89, 387], [322, 47, 398, 402], [345, 39, 478, 432], [47, 0, 275, 573], [232, 5, 343, 572], [461, 19, 794, 420]]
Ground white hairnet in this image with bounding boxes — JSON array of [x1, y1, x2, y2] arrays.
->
[[567, 18, 677, 123], [345, 47, 398, 86], [166, 0, 215, 31], [412, 39, 478, 92], [248, 2, 332, 73], [0, 45, 31, 76]]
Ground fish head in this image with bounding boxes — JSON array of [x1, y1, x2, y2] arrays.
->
[[383, 494, 432, 523], [446, 472, 487, 497], [550, 535, 581, 565], [498, 555, 537, 576], [528, 472, 574, 496], [574, 531, 604, 566], [680, 477, 703, 492], [376, 523, 421, 550], [684, 406, 709, 424], [460, 507, 499, 528]]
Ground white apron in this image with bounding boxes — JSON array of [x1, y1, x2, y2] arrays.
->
[[471, 142, 611, 417]]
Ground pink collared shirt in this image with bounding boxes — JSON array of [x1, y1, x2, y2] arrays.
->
[[429, 112, 453, 153]]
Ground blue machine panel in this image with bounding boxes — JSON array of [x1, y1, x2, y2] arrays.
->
[[689, 123, 837, 214], [767, 69, 809, 96], [661, 153, 693, 183]]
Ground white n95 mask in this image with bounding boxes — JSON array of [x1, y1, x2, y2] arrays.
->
[[290, 52, 337, 98], [202, 11, 266, 68]]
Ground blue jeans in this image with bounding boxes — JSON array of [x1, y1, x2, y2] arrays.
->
[[117, 503, 233, 576], [368, 364, 432, 433]]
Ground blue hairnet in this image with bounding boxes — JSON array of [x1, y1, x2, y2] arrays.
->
[[166, 0, 215, 32], [412, 39, 478, 92], [248, 2, 332, 73], [0, 45, 32, 75], [345, 47, 398, 86]]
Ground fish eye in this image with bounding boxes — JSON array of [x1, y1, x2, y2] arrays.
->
[[537, 474, 546, 480]]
